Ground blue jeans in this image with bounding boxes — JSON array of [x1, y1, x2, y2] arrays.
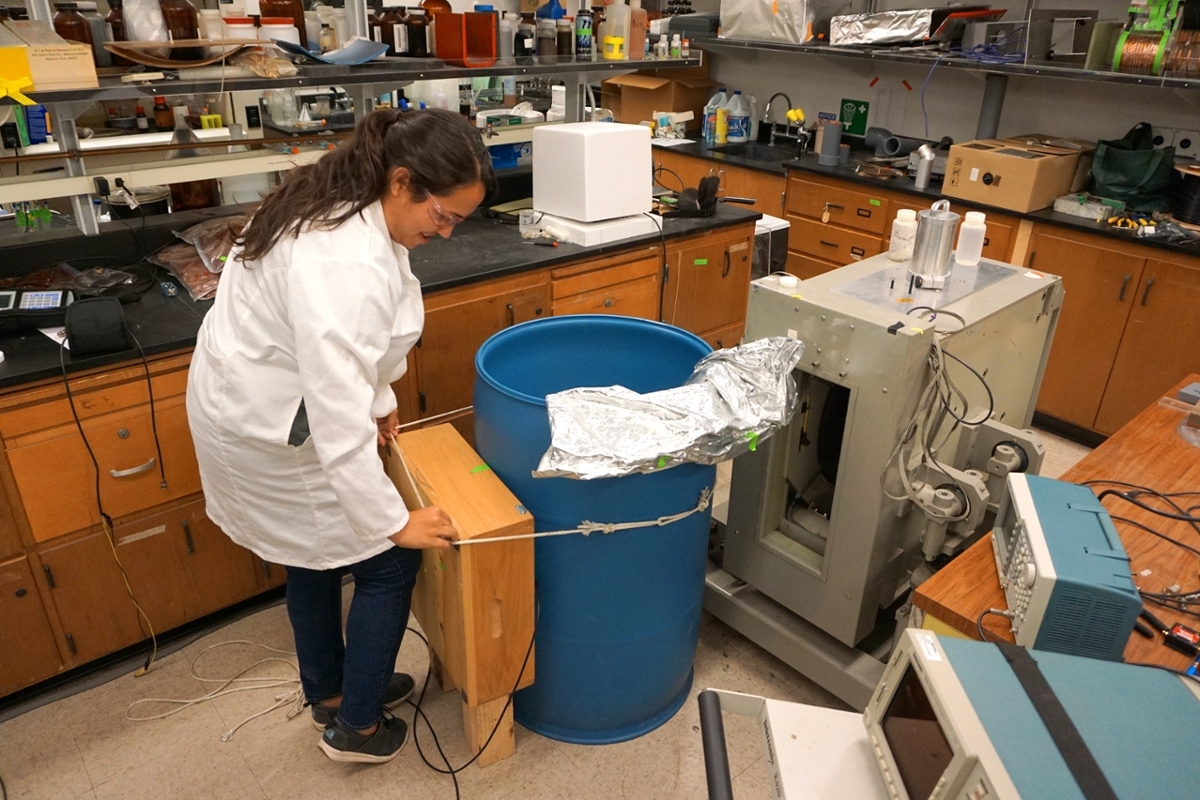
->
[[285, 546, 423, 730]]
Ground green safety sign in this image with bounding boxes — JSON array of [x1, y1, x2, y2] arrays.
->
[[840, 99, 869, 136]]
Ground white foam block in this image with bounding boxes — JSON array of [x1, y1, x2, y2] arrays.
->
[[539, 213, 660, 247], [533, 122, 652, 223]]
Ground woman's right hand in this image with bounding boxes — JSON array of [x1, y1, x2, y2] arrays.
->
[[390, 506, 459, 550]]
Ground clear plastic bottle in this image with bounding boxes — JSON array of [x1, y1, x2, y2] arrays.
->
[[955, 211, 987, 266], [888, 208, 918, 262], [726, 90, 749, 143], [628, 0, 646, 61]]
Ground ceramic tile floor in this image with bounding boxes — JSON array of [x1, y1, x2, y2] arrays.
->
[[0, 429, 1089, 800]]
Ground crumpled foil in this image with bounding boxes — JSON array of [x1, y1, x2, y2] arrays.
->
[[830, 9, 934, 47], [534, 337, 806, 480]]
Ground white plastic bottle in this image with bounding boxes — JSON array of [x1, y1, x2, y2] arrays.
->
[[888, 208, 918, 262], [727, 90, 749, 143], [498, 12, 514, 58], [656, 33, 668, 59], [955, 211, 987, 266], [703, 88, 729, 144]]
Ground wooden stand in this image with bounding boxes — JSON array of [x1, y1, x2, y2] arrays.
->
[[384, 425, 535, 766]]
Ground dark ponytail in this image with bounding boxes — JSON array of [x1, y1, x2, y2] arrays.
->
[[236, 108, 495, 262]]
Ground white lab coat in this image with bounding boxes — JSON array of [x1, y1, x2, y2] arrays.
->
[[186, 201, 423, 570]]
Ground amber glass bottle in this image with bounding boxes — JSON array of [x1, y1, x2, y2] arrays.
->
[[159, 0, 204, 61], [260, 0, 308, 48]]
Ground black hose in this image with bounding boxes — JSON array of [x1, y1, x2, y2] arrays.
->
[[698, 690, 735, 800]]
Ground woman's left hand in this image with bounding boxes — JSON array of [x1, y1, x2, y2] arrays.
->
[[376, 409, 400, 447]]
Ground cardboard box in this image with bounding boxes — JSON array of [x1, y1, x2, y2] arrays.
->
[[533, 122, 652, 222], [2, 20, 98, 92], [601, 65, 714, 131], [942, 134, 1095, 213]]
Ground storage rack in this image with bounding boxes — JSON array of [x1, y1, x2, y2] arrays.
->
[[2, 0, 701, 236]]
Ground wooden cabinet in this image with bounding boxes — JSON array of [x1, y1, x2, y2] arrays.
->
[[1094, 257, 1200, 434], [652, 149, 787, 217], [1027, 228, 1145, 430], [38, 499, 261, 665], [552, 246, 661, 320], [413, 271, 551, 421], [0, 555, 63, 694], [786, 176, 890, 234], [663, 227, 754, 341], [0, 355, 200, 542]]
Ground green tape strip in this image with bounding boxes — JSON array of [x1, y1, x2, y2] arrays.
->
[[470, 464, 490, 473], [656, 454, 673, 469], [869, 199, 881, 206], [745, 431, 759, 452], [694, 258, 708, 265]]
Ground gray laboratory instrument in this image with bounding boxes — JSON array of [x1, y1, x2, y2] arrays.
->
[[705, 253, 1063, 709]]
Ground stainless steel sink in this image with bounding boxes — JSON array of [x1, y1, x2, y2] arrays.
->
[[706, 142, 797, 163]]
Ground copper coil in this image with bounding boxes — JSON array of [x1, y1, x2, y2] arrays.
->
[[1167, 29, 1200, 77], [1119, 32, 1165, 75]]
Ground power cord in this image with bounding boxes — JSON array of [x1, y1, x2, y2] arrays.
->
[[59, 343, 160, 676], [405, 600, 538, 800]]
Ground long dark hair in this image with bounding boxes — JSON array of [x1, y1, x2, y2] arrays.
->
[[236, 108, 494, 262]]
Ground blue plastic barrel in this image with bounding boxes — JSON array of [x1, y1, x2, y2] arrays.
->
[[474, 315, 716, 745]]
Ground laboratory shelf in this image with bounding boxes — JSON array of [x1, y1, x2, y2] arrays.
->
[[22, 56, 704, 106], [688, 35, 1200, 91]]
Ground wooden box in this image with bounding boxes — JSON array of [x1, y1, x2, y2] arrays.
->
[[384, 424, 535, 765]]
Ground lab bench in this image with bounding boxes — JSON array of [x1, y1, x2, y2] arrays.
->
[[0, 205, 758, 701]]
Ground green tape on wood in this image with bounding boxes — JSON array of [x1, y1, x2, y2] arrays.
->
[[869, 199, 881, 206], [470, 464, 490, 473], [694, 258, 708, 265]]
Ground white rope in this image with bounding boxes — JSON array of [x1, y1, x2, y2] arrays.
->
[[126, 640, 305, 742], [455, 486, 713, 546]]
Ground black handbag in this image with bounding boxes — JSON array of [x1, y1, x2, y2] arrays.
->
[[64, 297, 132, 356], [1090, 122, 1179, 212]]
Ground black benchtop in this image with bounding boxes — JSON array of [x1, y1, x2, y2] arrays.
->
[[651, 137, 1200, 258], [0, 205, 759, 391]]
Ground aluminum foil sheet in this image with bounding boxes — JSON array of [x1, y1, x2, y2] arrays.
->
[[534, 337, 806, 480], [830, 9, 934, 46]]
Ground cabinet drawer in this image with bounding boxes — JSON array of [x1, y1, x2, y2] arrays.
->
[[786, 177, 889, 234], [7, 396, 201, 541], [553, 275, 661, 319], [786, 251, 842, 280], [0, 555, 63, 694], [552, 249, 660, 299], [787, 215, 883, 265], [701, 321, 745, 350]]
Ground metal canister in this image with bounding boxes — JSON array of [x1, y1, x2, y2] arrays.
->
[[909, 200, 960, 289]]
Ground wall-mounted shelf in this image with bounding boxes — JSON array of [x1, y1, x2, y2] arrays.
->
[[19, 56, 704, 106], [690, 35, 1200, 91]]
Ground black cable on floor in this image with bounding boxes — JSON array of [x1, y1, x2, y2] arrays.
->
[[404, 599, 538, 799]]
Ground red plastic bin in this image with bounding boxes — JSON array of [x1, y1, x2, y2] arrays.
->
[[434, 12, 497, 68]]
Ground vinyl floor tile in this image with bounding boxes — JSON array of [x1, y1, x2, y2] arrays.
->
[[0, 701, 92, 800]]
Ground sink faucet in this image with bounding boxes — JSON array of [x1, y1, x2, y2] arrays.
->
[[762, 93, 793, 128]]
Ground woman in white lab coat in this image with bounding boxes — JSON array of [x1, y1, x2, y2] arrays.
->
[[186, 108, 494, 764]]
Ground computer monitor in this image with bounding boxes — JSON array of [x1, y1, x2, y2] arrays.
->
[[864, 629, 1200, 800]]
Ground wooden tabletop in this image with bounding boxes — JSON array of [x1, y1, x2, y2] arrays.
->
[[913, 375, 1200, 670]]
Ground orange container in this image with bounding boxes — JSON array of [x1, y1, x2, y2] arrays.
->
[[434, 12, 497, 67]]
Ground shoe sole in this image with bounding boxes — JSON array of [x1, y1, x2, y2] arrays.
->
[[310, 685, 415, 732], [317, 730, 408, 764]]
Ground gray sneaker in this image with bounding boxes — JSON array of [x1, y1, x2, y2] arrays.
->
[[318, 712, 409, 765], [309, 673, 416, 731]]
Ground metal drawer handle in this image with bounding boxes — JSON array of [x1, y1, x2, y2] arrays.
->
[[110, 458, 155, 479], [824, 202, 844, 211], [1118, 274, 1131, 301], [722, 251, 731, 278], [1141, 278, 1155, 306], [818, 240, 839, 248]]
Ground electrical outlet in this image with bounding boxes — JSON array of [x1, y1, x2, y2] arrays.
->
[[1174, 130, 1200, 159], [1151, 126, 1174, 147]]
